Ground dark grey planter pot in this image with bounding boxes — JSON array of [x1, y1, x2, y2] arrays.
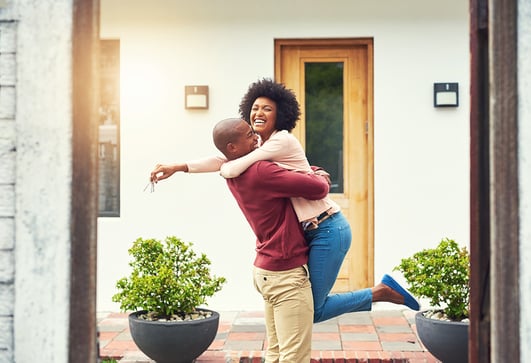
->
[[415, 310, 469, 363], [128, 308, 219, 363]]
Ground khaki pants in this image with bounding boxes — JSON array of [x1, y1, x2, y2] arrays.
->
[[253, 265, 313, 363]]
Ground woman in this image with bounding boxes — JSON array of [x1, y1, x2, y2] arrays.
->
[[151, 78, 419, 322]]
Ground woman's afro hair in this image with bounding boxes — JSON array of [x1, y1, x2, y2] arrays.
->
[[239, 78, 301, 132]]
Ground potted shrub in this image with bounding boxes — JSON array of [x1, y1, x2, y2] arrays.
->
[[393, 237, 469, 363], [112, 236, 226, 363]]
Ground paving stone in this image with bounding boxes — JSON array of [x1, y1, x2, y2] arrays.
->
[[381, 341, 423, 351], [230, 324, 266, 332], [340, 332, 379, 341], [223, 340, 263, 351], [313, 323, 339, 333], [338, 312, 372, 324], [376, 325, 414, 333], [311, 339, 342, 350]]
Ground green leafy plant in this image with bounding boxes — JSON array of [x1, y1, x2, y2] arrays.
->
[[393, 238, 470, 321], [112, 236, 226, 319]]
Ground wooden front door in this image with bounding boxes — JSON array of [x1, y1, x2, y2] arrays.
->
[[275, 38, 374, 291]]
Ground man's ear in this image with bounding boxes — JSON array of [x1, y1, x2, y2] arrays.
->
[[225, 142, 238, 158], [226, 142, 237, 153]]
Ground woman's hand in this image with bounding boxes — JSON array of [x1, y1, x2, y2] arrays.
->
[[313, 168, 331, 186], [150, 163, 188, 183]]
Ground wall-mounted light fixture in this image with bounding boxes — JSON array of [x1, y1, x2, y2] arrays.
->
[[185, 85, 209, 109], [433, 82, 459, 107]]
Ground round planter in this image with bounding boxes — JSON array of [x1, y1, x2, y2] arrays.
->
[[128, 308, 219, 363], [415, 310, 469, 363]]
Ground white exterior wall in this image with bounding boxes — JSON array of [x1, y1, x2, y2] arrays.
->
[[98, 0, 470, 312], [519, 0, 531, 360]]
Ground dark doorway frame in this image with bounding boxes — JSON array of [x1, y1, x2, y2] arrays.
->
[[70, 0, 100, 361], [469, 1, 491, 361], [469, 0, 519, 362]]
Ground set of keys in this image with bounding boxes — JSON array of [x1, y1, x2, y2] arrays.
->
[[143, 181, 155, 193]]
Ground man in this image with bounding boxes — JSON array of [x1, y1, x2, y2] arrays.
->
[[212, 117, 326, 362]]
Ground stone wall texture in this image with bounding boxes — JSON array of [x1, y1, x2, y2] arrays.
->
[[0, 17, 16, 363]]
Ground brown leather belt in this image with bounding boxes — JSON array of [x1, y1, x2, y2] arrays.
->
[[305, 210, 333, 231]]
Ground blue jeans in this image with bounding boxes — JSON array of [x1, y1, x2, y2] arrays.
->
[[304, 211, 373, 323]]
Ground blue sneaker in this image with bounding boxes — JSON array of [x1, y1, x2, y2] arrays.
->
[[381, 274, 420, 311]]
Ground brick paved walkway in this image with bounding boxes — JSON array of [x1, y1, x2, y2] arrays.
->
[[98, 309, 440, 363]]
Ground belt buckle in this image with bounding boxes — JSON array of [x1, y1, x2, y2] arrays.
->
[[305, 223, 318, 231]]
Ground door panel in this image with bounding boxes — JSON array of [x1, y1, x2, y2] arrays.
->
[[275, 39, 374, 291]]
